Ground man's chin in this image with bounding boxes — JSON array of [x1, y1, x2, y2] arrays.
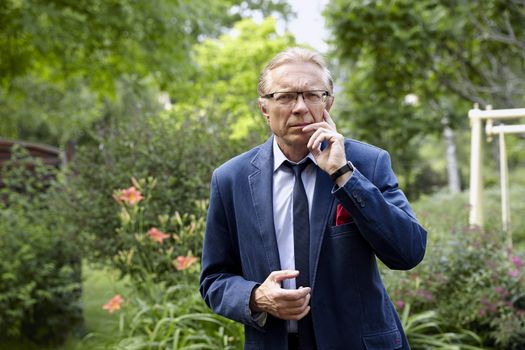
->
[[287, 135, 310, 148]]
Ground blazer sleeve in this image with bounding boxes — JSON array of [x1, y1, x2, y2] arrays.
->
[[199, 170, 264, 330], [333, 150, 427, 270]]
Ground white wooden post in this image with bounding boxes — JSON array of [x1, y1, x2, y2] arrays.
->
[[469, 105, 484, 228]]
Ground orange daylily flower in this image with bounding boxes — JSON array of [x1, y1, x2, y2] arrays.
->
[[102, 294, 124, 314], [114, 186, 144, 205], [175, 255, 198, 271], [148, 227, 170, 244]]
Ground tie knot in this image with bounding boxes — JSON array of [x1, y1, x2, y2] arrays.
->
[[283, 159, 311, 178]]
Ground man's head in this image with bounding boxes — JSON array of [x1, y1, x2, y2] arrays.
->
[[258, 47, 333, 97], [258, 47, 334, 160]]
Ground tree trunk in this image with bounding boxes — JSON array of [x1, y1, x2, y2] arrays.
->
[[443, 118, 461, 193]]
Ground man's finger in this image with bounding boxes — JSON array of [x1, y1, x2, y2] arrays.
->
[[282, 293, 311, 315], [306, 127, 326, 149], [323, 109, 336, 128], [269, 270, 299, 283], [278, 287, 311, 301], [281, 289, 311, 309], [303, 122, 328, 133], [289, 306, 311, 321]]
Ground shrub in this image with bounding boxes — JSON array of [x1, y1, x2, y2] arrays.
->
[[110, 177, 204, 288], [0, 145, 83, 344], [383, 188, 525, 349], [84, 179, 242, 349], [53, 111, 244, 264]]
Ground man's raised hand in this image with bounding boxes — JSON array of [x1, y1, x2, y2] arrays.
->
[[303, 110, 347, 176]]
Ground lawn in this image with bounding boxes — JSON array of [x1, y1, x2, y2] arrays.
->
[[0, 264, 128, 350]]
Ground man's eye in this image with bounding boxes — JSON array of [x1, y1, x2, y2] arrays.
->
[[304, 92, 322, 101], [275, 93, 295, 102]]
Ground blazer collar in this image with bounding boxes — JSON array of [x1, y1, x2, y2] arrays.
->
[[249, 136, 281, 272]]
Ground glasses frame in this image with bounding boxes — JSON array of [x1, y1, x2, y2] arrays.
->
[[261, 90, 332, 106]]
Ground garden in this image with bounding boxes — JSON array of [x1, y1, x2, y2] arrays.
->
[[1, 1, 524, 349]]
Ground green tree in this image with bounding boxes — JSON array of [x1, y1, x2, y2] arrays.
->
[[0, 0, 291, 145], [325, 0, 525, 195], [50, 18, 297, 264], [172, 17, 295, 147]]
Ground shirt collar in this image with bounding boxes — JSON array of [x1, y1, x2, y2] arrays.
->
[[272, 137, 317, 172]]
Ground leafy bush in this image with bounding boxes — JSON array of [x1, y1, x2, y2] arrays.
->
[[83, 179, 242, 350], [110, 177, 204, 288], [53, 107, 244, 264], [383, 187, 525, 349], [0, 145, 83, 344]]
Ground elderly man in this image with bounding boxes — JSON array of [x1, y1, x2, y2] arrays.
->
[[200, 47, 427, 350]]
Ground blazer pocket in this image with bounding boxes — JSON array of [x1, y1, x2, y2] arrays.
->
[[362, 329, 402, 350], [328, 222, 358, 238]]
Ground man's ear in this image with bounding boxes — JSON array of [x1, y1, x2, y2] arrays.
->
[[258, 99, 270, 123]]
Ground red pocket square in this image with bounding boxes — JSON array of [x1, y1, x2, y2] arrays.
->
[[336, 204, 352, 225]]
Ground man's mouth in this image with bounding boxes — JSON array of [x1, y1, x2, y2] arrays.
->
[[291, 123, 312, 128]]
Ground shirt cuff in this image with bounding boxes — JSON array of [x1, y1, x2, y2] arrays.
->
[[250, 310, 268, 327]]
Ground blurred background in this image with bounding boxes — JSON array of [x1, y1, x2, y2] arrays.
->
[[0, 0, 524, 349]]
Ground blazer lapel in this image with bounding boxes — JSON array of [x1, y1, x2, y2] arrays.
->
[[310, 166, 335, 291], [248, 137, 281, 273]]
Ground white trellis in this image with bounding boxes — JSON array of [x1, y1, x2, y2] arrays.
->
[[469, 105, 525, 248]]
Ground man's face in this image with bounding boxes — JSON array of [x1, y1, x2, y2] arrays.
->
[[259, 61, 333, 154]]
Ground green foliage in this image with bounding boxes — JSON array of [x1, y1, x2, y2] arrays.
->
[[401, 304, 485, 350], [326, 0, 525, 109], [0, 76, 101, 145], [53, 19, 296, 264], [114, 284, 243, 350], [325, 0, 525, 196], [111, 177, 204, 288], [0, 0, 291, 144], [81, 184, 242, 349], [51, 81, 236, 262], [173, 17, 295, 144], [383, 186, 525, 349], [0, 146, 83, 345]]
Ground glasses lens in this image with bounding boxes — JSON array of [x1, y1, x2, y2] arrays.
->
[[273, 92, 297, 105], [303, 91, 324, 104]]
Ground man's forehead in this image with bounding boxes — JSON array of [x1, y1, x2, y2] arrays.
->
[[270, 62, 327, 90]]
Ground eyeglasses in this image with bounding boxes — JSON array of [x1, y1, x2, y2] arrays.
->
[[261, 90, 331, 106]]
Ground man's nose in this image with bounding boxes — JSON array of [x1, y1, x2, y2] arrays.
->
[[292, 94, 309, 114]]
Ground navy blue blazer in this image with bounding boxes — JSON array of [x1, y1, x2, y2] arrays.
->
[[200, 136, 427, 350]]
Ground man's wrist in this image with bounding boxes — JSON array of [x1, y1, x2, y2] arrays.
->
[[330, 161, 354, 182], [249, 285, 268, 327], [249, 286, 262, 312]]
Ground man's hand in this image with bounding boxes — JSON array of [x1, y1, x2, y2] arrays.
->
[[250, 270, 311, 321], [303, 110, 351, 184]]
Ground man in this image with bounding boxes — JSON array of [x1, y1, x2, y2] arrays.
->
[[200, 47, 427, 350]]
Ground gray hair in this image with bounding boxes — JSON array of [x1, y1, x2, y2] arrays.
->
[[258, 47, 334, 96]]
